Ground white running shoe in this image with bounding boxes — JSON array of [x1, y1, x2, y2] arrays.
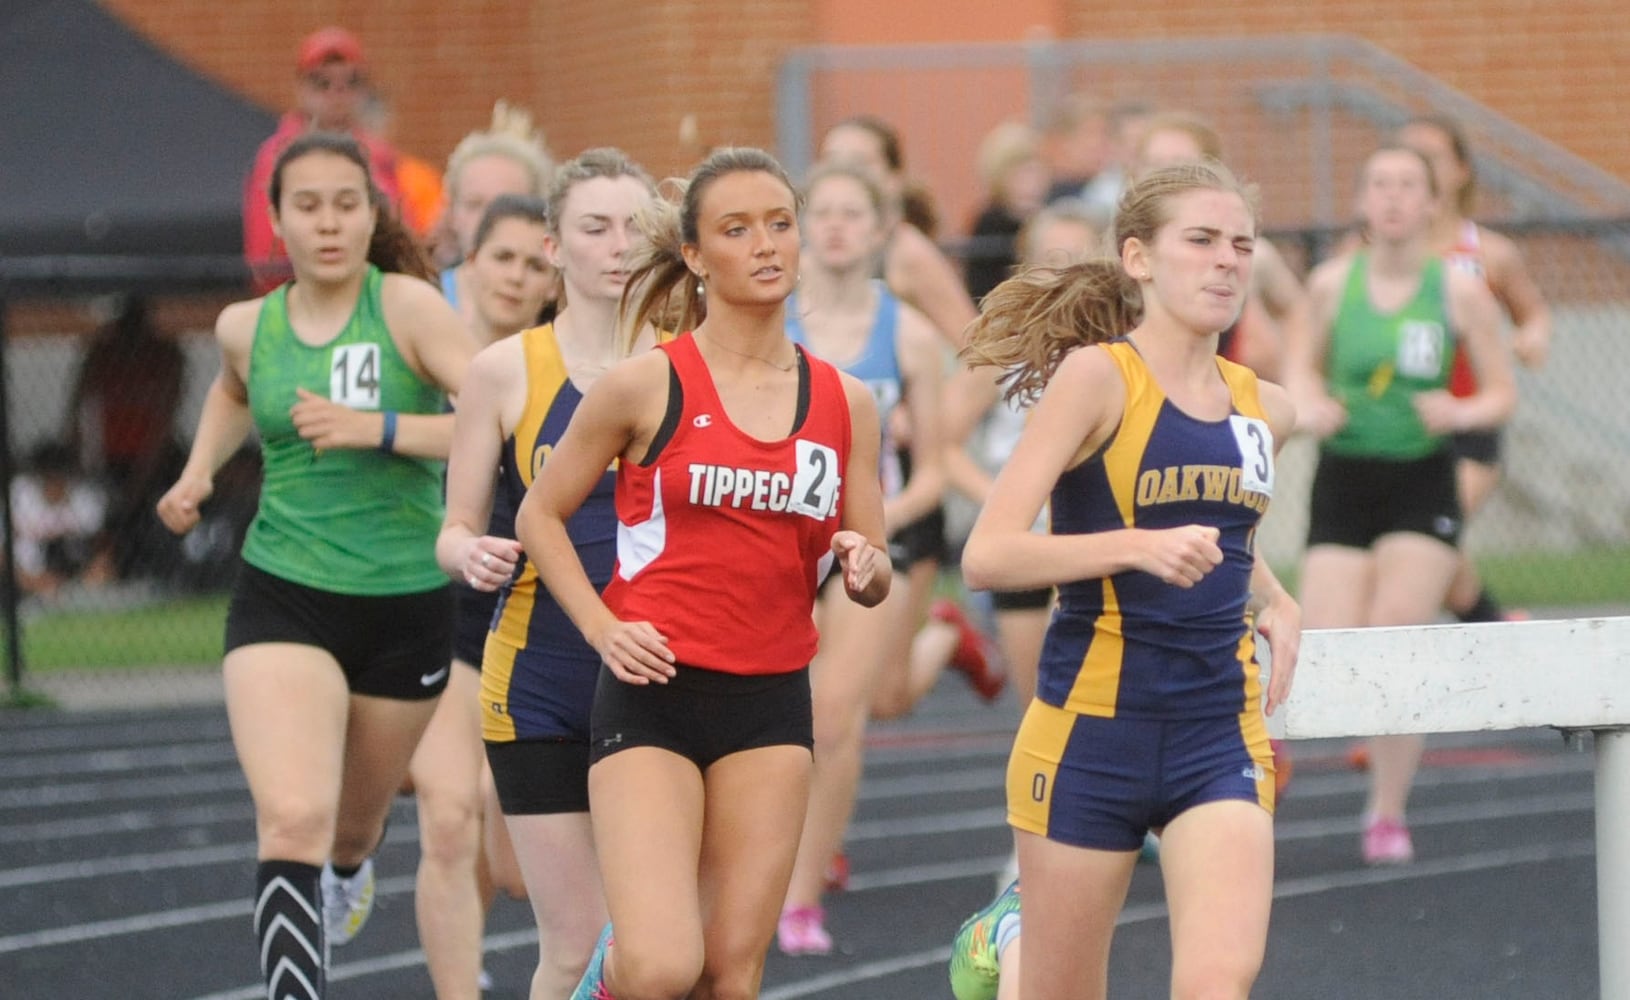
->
[[320, 858, 376, 945]]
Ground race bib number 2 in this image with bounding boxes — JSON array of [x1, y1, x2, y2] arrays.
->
[[330, 343, 382, 409], [788, 440, 841, 520]]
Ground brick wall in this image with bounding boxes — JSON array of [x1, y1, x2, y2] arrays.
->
[[1064, 0, 1630, 191], [103, 0, 1630, 203], [100, 0, 808, 180]]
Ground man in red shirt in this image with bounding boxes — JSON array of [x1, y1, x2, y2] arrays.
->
[[243, 27, 403, 291]]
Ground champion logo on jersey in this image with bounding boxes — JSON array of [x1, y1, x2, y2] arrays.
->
[[693, 414, 713, 428]]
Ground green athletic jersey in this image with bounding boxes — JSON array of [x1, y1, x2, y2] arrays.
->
[[241, 266, 448, 595], [1324, 253, 1453, 459]]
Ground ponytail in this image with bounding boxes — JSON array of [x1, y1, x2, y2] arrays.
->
[[619, 183, 702, 355], [368, 197, 435, 283], [967, 158, 1258, 404], [619, 147, 799, 355], [962, 260, 1139, 405]]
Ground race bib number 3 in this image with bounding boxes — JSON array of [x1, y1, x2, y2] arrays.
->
[[788, 440, 841, 520], [330, 343, 382, 409], [1228, 415, 1274, 496]]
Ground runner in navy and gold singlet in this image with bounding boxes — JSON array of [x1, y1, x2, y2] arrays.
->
[[482, 323, 615, 744], [437, 149, 659, 999], [408, 192, 553, 1000], [157, 133, 474, 1000], [959, 160, 1300, 1000], [517, 149, 889, 1000]]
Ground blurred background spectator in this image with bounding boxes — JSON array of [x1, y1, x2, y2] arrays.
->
[[8, 442, 113, 601], [964, 121, 1052, 302], [66, 295, 186, 581], [242, 26, 404, 290]]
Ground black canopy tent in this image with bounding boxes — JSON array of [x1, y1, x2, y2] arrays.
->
[[0, 0, 275, 264], [0, 0, 275, 695]]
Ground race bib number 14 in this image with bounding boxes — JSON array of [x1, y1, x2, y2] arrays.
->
[[330, 343, 382, 409]]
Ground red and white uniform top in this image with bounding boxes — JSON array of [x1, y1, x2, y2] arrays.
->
[[1445, 219, 1486, 398], [602, 333, 852, 676]]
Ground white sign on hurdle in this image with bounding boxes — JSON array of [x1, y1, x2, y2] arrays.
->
[[1270, 616, 1630, 1000]]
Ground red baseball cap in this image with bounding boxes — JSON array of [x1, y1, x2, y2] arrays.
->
[[297, 27, 366, 73]]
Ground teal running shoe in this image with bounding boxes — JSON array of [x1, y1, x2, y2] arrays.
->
[[569, 922, 614, 1000]]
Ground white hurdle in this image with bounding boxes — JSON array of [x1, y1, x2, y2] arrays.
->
[[1271, 616, 1630, 1000]]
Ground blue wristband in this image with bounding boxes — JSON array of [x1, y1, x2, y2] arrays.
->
[[379, 410, 398, 454]]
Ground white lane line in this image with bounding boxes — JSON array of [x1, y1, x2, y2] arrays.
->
[[0, 801, 255, 846], [183, 929, 542, 1000], [0, 769, 245, 810], [0, 843, 248, 890], [4, 789, 1596, 957], [0, 784, 1592, 896], [0, 743, 238, 780], [0, 873, 408, 956], [760, 947, 955, 1000], [756, 839, 1598, 999], [0, 814, 418, 892], [0, 722, 230, 755]]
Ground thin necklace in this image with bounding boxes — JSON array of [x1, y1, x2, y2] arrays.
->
[[699, 330, 797, 372]]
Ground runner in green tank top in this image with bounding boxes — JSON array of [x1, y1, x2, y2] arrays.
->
[[1323, 252, 1453, 460], [244, 263, 448, 594], [1293, 144, 1514, 870], [156, 133, 477, 1000]]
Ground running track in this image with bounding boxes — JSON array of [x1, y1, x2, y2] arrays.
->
[[0, 680, 1599, 998]]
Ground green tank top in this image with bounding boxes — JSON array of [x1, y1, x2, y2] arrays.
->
[[241, 266, 448, 595], [1324, 253, 1453, 459]]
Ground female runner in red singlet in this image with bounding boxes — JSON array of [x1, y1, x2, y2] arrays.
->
[[518, 147, 891, 1000]]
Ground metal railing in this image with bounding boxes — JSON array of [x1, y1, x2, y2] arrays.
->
[[777, 33, 1630, 234]]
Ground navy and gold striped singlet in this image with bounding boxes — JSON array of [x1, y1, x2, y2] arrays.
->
[[1036, 339, 1274, 721], [481, 324, 616, 743]]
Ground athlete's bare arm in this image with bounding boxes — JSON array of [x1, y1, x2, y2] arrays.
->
[[438, 337, 527, 590], [518, 350, 675, 684], [884, 303, 946, 531], [1248, 379, 1301, 716], [155, 300, 259, 535], [833, 371, 891, 608], [940, 365, 1004, 505], [886, 223, 978, 349], [1287, 257, 1352, 439], [1480, 227, 1552, 369], [1415, 270, 1515, 434]]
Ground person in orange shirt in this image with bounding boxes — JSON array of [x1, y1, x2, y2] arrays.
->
[[243, 27, 404, 291]]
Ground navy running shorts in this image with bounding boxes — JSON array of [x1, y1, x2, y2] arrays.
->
[[1006, 700, 1276, 851]]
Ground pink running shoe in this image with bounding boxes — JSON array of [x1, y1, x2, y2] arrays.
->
[[777, 904, 833, 956], [1362, 817, 1415, 865]]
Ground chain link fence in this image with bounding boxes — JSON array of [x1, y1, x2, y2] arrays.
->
[[5, 215, 1627, 710], [5, 34, 1629, 709], [1, 259, 250, 708]]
